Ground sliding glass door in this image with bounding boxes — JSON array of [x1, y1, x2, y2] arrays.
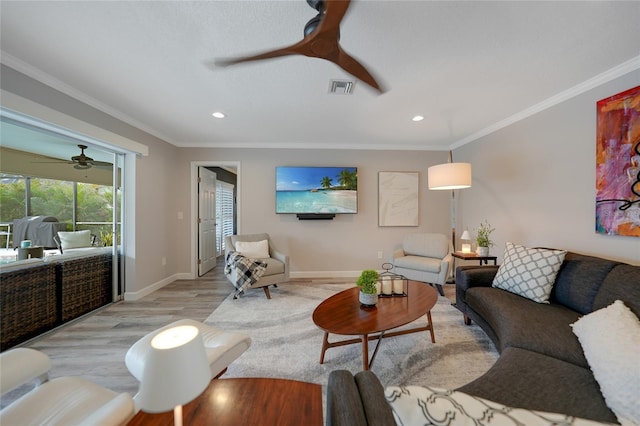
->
[[0, 110, 127, 301]]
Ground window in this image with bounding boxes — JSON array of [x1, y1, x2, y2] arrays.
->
[[216, 181, 234, 256], [0, 174, 119, 246]]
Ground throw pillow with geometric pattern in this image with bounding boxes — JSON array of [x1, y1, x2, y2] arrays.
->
[[385, 385, 607, 425], [492, 242, 567, 303]]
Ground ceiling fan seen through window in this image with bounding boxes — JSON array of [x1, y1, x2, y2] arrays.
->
[[33, 144, 113, 170]]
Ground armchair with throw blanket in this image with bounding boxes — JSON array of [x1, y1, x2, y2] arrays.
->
[[224, 233, 289, 299]]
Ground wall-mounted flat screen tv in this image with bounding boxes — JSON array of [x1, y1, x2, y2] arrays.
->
[[276, 166, 358, 214]]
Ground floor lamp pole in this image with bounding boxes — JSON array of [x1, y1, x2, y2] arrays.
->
[[448, 150, 456, 283], [427, 151, 471, 285]]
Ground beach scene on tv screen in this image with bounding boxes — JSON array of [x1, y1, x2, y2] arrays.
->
[[276, 167, 358, 213]]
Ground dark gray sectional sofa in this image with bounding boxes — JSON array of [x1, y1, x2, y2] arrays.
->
[[454, 251, 639, 423], [326, 251, 639, 425]]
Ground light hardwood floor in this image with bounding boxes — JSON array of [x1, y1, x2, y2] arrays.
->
[[2, 260, 456, 407]]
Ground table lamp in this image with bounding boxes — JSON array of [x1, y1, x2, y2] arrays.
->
[[460, 229, 472, 253], [137, 325, 210, 426]]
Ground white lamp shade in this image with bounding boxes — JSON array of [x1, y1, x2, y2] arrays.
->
[[428, 163, 472, 190], [460, 230, 471, 240], [137, 325, 210, 413]]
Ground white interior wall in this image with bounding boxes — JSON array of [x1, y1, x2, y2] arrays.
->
[[4, 64, 637, 301], [175, 148, 452, 277], [454, 70, 640, 265], [1, 65, 181, 295]]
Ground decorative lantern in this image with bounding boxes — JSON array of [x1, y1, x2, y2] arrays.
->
[[378, 263, 408, 297]]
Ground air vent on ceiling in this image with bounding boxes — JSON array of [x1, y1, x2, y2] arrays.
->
[[329, 80, 354, 95]]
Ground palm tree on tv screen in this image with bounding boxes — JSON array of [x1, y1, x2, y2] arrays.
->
[[337, 169, 357, 190], [321, 176, 332, 189]]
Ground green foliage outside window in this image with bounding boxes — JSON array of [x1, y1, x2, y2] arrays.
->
[[30, 179, 73, 223], [0, 175, 119, 247], [0, 177, 26, 224]]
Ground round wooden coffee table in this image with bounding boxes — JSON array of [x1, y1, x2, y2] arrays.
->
[[312, 280, 438, 370]]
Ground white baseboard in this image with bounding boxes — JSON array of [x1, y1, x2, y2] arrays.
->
[[123, 273, 179, 301], [124, 270, 367, 301], [290, 270, 361, 279]]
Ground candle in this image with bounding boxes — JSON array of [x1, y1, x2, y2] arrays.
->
[[382, 277, 392, 295], [393, 279, 404, 294], [461, 243, 471, 253]]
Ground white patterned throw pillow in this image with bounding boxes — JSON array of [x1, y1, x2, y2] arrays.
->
[[571, 300, 640, 426], [385, 385, 609, 425], [492, 242, 567, 303]]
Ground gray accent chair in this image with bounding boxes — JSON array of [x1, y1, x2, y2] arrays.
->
[[224, 233, 289, 299], [392, 233, 452, 296], [326, 370, 395, 426]]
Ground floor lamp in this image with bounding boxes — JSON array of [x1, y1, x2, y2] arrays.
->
[[427, 152, 472, 283]]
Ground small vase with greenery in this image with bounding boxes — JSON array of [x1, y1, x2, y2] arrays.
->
[[356, 269, 379, 306], [475, 220, 495, 256]]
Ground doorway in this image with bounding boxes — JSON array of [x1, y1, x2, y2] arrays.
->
[[191, 161, 239, 279], [198, 167, 217, 276]]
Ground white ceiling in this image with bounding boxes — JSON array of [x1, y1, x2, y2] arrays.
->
[[1, 1, 639, 153]]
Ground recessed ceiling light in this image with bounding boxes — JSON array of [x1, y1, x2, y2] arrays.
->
[[212, 112, 225, 119], [412, 115, 424, 122]]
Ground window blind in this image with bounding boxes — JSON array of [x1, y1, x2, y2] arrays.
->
[[216, 181, 234, 256]]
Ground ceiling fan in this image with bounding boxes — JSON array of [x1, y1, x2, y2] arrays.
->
[[35, 144, 113, 170], [215, 0, 385, 93]]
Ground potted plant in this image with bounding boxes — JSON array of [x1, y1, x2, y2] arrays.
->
[[356, 269, 379, 306], [99, 230, 113, 247], [475, 220, 495, 256]]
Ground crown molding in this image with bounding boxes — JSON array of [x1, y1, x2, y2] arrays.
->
[[1, 92, 149, 156], [3, 50, 638, 153], [1, 51, 175, 146], [451, 55, 640, 150]]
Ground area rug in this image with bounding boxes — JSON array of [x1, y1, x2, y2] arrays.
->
[[205, 282, 498, 390]]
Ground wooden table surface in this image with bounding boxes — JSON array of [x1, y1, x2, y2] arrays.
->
[[452, 251, 498, 265], [127, 377, 323, 426], [312, 280, 438, 369]]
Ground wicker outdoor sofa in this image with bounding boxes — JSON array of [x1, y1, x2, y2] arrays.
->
[[0, 247, 113, 351]]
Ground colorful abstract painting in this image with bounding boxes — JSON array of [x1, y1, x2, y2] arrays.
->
[[595, 85, 640, 237]]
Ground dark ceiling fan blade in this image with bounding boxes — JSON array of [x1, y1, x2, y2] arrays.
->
[[215, 0, 349, 68], [32, 160, 74, 164], [31, 144, 113, 170], [333, 47, 384, 92], [214, 0, 386, 93], [88, 160, 113, 168], [214, 40, 308, 67]]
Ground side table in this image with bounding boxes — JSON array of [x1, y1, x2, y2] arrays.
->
[[127, 377, 323, 426], [452, 251, 497, 266], [17, 246, 44, 260]]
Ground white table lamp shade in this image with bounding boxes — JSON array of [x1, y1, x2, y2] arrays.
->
[[428, 163, 472, 190], [137, 325, 210, 413], [460, 229, 472, 252]]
